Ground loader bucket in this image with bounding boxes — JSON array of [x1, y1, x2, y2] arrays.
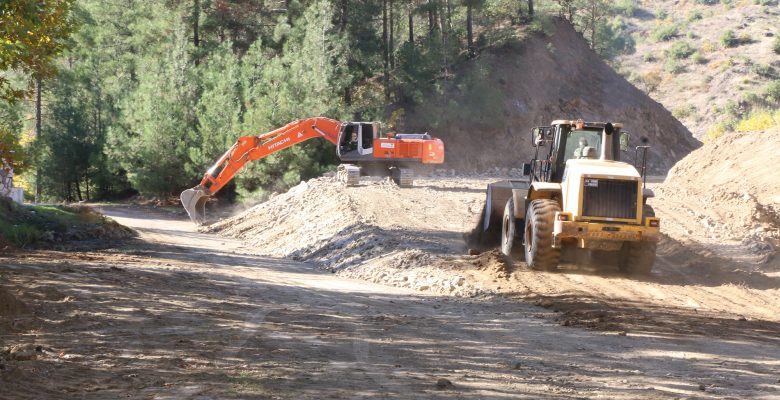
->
[[180, 187, 210, 225]]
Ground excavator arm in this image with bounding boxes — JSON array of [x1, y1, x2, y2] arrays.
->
[[180, 117, 343, 224]]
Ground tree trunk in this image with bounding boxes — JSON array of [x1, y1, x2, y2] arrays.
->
[[344, 87, 351, 106], [446, 0, 452, 31], [390, 0, 395, 68], [340, 0, 348, 32], [428, 0, 436, 33], [85, 174, 90, 201], [590, 5, 596, 50], [34, 77, 42, 203], [527, 0, 533, 16], [440, 0, 448, 71], [466, 3, 474, 57], [75, 179, 82, 202], [193, 0, 200, 47], [408, 1, 414, 43], [383, 0, 390, 100]]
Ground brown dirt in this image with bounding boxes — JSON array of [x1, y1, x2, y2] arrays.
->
[[403, 18, 700, 173], [1, 205, 778, 398], [0, 286, 28, 319], [652, 127, 780, 266]]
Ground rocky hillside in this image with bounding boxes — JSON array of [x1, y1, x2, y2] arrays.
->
[[617, 1, 780, 139]]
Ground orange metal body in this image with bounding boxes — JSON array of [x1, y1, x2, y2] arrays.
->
[[373, 137, 445, 164], [194, 117, 445, 197]]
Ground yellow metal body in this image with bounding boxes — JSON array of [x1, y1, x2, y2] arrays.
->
[[553, 158, 660, 249]]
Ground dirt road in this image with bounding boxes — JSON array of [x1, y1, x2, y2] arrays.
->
[[1, 205, 779, 399]]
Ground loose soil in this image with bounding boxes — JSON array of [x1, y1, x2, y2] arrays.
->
[[2, 203, 779, 399]]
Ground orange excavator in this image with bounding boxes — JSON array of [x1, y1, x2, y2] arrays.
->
[[180, 117, 445, 224]]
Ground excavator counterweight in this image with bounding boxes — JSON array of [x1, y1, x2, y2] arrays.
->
[[181, 116, 445, 224]]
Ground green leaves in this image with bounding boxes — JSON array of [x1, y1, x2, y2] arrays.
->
[[0, 0, 77, 102]]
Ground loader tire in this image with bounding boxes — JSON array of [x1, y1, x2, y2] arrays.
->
[[524, 199, 561, 271], [501, 198, 524, 259], [618, 205, 657, 275]]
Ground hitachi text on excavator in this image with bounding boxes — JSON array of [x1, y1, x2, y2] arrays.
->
[[180, 117, 445, 224]]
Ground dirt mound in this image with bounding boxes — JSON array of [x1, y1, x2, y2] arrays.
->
[[205, 175, 518, 295], [652, 127, 780, 265], [404, 18, 699, 173]]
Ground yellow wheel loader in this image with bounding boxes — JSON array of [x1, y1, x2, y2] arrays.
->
[[473, 120, 660, 274]]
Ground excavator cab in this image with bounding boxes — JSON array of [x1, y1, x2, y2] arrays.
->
[[337, 122, 381, 159]]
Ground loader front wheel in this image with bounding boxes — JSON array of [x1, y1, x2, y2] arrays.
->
[[524, 199, 561, 271], [501, 198, 524, 259], [618, 205, 657, 275]]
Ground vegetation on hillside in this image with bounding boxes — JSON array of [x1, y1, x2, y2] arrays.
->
[[617, 0, 780, 139], [3, 0, 640, 202]]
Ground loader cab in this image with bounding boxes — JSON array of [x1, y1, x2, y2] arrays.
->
[[526, 121, 624, 183], [338, 122, 382, 158]]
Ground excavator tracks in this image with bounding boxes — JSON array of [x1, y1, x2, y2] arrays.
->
[[392, 167, 414, 187], [337, 164, 361, 186]]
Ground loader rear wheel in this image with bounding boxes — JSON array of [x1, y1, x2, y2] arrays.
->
[[524, 199, 561, 271], [618, 205, 657, 275], [501, 198, 524, 259]]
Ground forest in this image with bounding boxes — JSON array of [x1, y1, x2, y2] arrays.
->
[[1, 0, 637, 202]]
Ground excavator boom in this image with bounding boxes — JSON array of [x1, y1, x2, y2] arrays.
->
[[181, 116, 445, 224], [181, 117, 342, 224]]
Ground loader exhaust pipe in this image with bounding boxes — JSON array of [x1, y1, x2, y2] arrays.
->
[[600, 122, 615, 161], [180, 186, 210, 225]]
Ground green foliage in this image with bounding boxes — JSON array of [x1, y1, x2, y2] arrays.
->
[[664, 58, 684, 74], [704, 122, 727, 143], [772, 37, 780, 55], [190, 41, 243, 176], [0, 198, 103, 247], [687, 10, 703, 22], [651, 24, 679, 42], [666, 41, 694, 59], [765, 80, 780, 104], [751, 63, 776, 79], [0, 0, 77, 102], [0, 101, 26, 174], [117, 29, 200, 197], [720, 30, 738, 48], [594, 18, 635, 59], [691, 51, 706, 64], [734, 110, 779, 132], [612, 0, 638, 17], [672, 105, 695, 119]]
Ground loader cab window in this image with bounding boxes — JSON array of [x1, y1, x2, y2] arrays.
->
[[562, 129, 602, 163]]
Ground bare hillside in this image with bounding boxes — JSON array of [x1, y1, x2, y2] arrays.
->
[[405, 18, 699, 172]]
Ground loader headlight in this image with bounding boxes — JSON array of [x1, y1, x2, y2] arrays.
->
[[647, 218, 660, 228]]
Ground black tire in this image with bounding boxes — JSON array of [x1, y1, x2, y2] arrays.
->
[[524, 199, 561, 271], [618, 204, 657, 275], [500, 198, 524, 259]]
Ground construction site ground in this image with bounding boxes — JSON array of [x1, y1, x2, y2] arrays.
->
[[2, 166, 780, 398]]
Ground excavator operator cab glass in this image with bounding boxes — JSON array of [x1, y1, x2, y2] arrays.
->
[[562, 128, 603, 162], [360, 123, 374, 151]]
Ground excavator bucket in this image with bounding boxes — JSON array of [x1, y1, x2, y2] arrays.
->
[[180, 187, 210, 225]]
